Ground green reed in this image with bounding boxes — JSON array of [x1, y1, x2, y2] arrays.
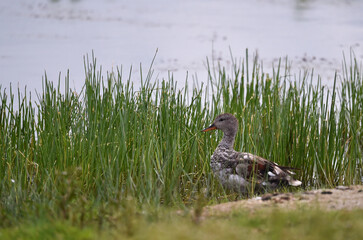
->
[[0, 51, 362, 221]]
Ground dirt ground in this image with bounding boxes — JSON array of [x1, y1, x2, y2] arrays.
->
[[204, 185, 363, 216]]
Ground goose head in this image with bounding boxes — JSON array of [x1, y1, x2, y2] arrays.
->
[[202, 113, 238, 137]]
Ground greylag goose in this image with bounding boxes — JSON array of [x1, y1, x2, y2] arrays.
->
[[202, 113, 302, 194]]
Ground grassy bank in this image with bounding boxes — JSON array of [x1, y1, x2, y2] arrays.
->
[[0, 51, 362, 231], [1, 207, 363, 240]]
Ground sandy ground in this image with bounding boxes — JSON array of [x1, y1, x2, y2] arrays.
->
[[204, 185, 363, 217]]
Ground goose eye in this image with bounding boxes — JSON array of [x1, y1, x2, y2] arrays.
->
[[219, 118, 225, 122]]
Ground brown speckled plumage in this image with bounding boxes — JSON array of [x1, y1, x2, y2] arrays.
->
[[203, 113, 302, 194]]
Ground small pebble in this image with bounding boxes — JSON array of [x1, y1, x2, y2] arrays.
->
[[321, 191, 333, 195], [336, 186, 350, 190], [280, 195, 291, 201], [303, 191, 314, 195], [261, 194, 272, 201]]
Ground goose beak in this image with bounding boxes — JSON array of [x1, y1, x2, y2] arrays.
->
[[202, 124, 217, 132]]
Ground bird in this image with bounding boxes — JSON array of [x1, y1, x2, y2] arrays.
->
[[202, 113, 302, 194]]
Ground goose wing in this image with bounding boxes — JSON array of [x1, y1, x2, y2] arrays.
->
[[219, 151, 301, 186]]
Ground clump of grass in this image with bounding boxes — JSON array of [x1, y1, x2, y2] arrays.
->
[[208, 50, 363, 188], [0, 51, 362, 227]]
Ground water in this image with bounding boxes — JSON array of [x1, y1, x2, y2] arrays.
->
[[1, 0, 363, 93]]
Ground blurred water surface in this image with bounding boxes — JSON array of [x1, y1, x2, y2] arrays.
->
[[0, 0, 362, 92]]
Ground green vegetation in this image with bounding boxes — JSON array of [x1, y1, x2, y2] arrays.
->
[[1, 207, 363, 240], [0, 51, 362, 238]]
